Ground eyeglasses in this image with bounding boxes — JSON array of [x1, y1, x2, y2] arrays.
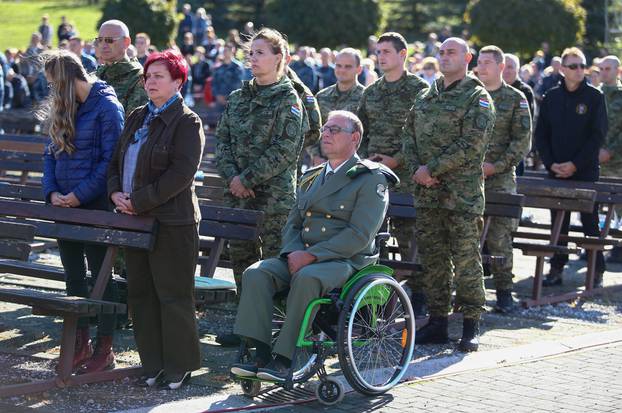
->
[[563, 63, 586, 70], [320, 125, 355, 135], [93, 36, 124, 45]]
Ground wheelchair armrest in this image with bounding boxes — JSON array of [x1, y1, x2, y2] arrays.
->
[[374, 232, 391, 254]]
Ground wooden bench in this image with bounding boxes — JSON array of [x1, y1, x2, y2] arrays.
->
[[0, 199, 157, 397], [0, 133, 47, 185]]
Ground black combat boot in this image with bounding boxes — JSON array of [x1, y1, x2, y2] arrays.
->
[[494, 289, 515, 313], [607, 246, 622, 264], [410, 292, 428, 318], [415, 316, 448, 344], [458, 318, 479, 352], [542, 266, 563, 287]]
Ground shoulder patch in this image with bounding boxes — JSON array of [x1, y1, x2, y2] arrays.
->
[[305, 95, 316, 104], [479, 97, 491, 109], [291, 104, 302, 117], [520, 99, 529, 109]]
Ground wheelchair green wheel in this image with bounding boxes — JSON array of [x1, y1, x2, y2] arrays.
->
[[337, 274, 415, 395]]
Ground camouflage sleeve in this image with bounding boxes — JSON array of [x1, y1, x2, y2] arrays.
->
[[124, 77, 149, 114], [357, 91, 370, 158], [492, 96, 532, 174], [427, 93, 495, 177], [215, 101, 240, 183], [398, 107, 420, 176], [605, 94, 622, 153], [238, 98, 304, 188], [303, 95, 321, 149]]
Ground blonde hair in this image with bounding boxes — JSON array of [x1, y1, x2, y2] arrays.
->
[[561, 47, 586, 65], [35, 50, 93, 155], [246, 27, 288, 76]]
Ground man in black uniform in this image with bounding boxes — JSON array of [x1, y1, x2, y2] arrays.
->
[[535, 47, 608, 287]]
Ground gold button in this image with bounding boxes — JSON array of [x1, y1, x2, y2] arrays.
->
[[321, 227, 326, 232], [306, 211, 312, 217], [304, 243, 310, 248], [340, 205, 344, 209], [325, 214, 332, 219], [304, 227, 310, 232]]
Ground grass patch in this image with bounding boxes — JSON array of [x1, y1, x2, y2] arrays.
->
[[0, 0, 103, 51]]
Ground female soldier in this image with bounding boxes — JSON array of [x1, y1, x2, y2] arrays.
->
[[215, 28, 305, 345], [39, 50, 124, 374], [108, 50, 204, 390]]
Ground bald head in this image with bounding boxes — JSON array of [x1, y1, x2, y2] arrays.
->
[[441, 37, 469, 53], [99, 20, 130, 37], [599, 55, 621, 85], [438, 37, 472, 82], [97, 19, 131, 64]]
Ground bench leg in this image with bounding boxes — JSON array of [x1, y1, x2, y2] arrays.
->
[[585, 249, 597, 291], [57, 315, 78, 382], [90, 246, 118, 300], [532, 256, 545, 302], [200, 238, 224, 278]]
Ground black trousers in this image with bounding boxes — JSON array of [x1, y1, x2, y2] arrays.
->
[[549, 205, 606, 273], [58, 240, 118, 336], [125, 224, 201, 375]]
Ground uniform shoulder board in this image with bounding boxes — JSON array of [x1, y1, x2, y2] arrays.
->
[[346, 159, 400, 185], [299, 165, 324, 190]]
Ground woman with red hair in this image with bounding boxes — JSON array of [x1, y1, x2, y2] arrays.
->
[[108, 50, 205, 390]]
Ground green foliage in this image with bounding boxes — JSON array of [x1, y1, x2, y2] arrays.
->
[[466, 0, 586, 56], [264, 0, 382, 48], [383, 0, 469, 40], [99, 0, 177, 47]]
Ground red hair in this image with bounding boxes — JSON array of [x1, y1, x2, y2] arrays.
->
[[144, 50, 188, 89]]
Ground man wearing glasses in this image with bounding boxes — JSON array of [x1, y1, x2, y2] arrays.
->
[[535, 47, 608, 287], [95, 20, 148, 114], [231, 111, 396, 381]]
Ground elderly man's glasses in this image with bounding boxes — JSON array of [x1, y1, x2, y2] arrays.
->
[[94, 36, 124, 45], [320, 125, 354, 135], [563, 63, 586, 70]]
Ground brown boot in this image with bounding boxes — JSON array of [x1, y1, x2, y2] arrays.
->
[[56, 327, 92, 373], [78, 336, 115, 374]]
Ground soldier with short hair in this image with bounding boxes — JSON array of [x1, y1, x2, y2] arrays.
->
[[401, 37, 496, 352], [95, 20, 148, 114], [357, 32, 429, 313], [477, 45, 531, 312]]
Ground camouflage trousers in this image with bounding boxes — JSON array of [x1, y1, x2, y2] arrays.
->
[[415, 208, 485, 320], [485, 175, 518, 291], [229, 213, 288, 295]]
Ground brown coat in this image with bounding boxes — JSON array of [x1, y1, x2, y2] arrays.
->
[[107, 96, 205, 225]]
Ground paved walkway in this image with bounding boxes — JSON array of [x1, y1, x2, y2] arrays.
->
[[274, 342, 622, 413]]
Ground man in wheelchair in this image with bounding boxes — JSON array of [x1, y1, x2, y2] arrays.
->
[[230, 111, 398, 382]]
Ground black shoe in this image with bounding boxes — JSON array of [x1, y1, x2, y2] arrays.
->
[[256, 358, 291, 382], [593, 271, 604, 289], [458, 318, 479, 352], [158, 371, 191, 390], [415, 316, 449, 345], [216, 332, 241, 347], [494, 289, 515, 313], [135, 369, 164, 387], [542, 267, 563, 287], [410, 292, 428, 318], [607, 246, 622, 264]]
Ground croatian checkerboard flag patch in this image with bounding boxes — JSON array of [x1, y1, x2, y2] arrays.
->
[[305, 95, 315, 104], [479, 97, 490, 108], [520, 99, 529, 109], [291, 104, 302, 117]]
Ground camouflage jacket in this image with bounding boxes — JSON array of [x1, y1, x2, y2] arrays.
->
[[484, 81, 532, 188], [357, 71, 428, 161], [316, 82, 365, 122], [96, 57, 148, 115], [287, 67, 320, 149], [401, 74, 496, 214], [215, 76, 305, 214], [601, 81, 622, 164]]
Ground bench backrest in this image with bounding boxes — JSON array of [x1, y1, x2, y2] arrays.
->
[[199, 204, 264, 241], [517, 176, 622, 204], [0, 134, 47, 154], [517, 181, 597, 213]]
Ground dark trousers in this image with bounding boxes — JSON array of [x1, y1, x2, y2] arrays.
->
[[58, 240, 118, 336], [125, 224, 201, 375], [549, 205, 606, 273]]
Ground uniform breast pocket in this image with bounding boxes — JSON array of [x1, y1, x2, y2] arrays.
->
[[150, 145, 170, 170], [329, 199, 355, 219]]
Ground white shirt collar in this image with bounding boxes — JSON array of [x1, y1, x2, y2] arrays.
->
[[325, 159, 349, 175]]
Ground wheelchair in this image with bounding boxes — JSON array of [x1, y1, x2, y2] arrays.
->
[[232, 234, 416, 405]]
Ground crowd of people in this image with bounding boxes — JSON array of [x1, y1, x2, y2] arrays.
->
[[3, 2, 622, 392]]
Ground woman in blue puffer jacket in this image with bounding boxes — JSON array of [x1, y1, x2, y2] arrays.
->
[[38, 50, 124, 374]]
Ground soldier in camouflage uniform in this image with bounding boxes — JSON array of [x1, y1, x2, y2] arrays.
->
[[476, 46, 531, 312], [95, 20, 148, 114], [313, 48, 365, 165], [401, 38, 496, 352], [598, 56, 622, 263], [357, 32, 428, 312], [216, 29, 305, 294]]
